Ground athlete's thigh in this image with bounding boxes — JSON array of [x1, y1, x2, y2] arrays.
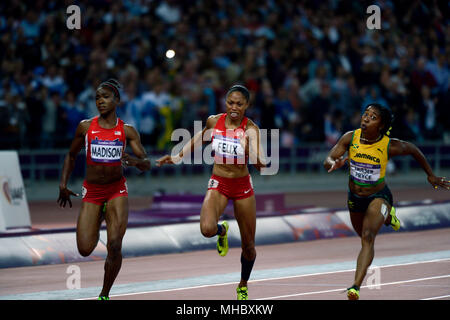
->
[[200, 189, 229, 224], [349, 211, 364, 237], [233, 195, 257, 244], [77, 201, 102, 246], [105, 196, 129, 240], [362, 198, 391, 234]]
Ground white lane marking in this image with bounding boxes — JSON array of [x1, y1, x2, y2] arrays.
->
[[421, 294, 450, 300], [78, 257, 450, 300], [258, 274, 450, 300]]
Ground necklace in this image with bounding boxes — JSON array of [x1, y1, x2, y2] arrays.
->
[[360, 134, 382, 143]]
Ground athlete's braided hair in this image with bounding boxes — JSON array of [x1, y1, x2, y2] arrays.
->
[[365, 103, 393, 137], [98, 79, 122, 101]]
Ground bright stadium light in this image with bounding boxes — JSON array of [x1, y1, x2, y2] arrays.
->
[[166, 49, 175, 59]]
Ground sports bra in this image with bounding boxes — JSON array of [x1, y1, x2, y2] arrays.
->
[[211, 113, 248, 165], [85, 116, 126, 166], [348, 128, 390, 187]]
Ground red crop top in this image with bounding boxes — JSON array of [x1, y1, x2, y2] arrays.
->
[[211, 113, 248, 165], [85, 116, 126, 166]]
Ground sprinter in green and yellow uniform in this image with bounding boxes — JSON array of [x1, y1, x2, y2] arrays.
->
[[324, 103, 450, 300]]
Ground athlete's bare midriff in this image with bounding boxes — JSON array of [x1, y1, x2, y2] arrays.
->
[[349, 179, 386, 197], [85, 165, 123, 185], [212, 163, 249, 179]]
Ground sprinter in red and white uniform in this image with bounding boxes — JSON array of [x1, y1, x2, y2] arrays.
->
[[58, 79, 150, 300], [156, 84, 267, 300]]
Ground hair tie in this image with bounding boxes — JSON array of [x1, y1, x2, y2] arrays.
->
[[386, 126, 392, 136]]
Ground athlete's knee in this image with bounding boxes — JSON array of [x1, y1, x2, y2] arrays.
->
[[78, 243, 96, 257], [241, 241, 256, 261], [107, 238, 122, 257], [200, 221, 217, 238], [77, 236, 98, 257], [361, 229, 376, 245]]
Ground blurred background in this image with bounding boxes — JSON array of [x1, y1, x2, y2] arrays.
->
[[0, 0, 449, 200]]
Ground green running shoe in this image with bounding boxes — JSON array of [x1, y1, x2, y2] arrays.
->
[[98, 296, 109, 300], [389, 206, 400, 231], [237, 286, 248, 300], [347, 285, 359, 300], [217, 221, 229, 257]]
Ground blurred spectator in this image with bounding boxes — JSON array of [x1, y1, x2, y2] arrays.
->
[[418, 85, 441, 140], [63, 90, 86, 138], [307, 48, 332, 81], [411, 57, 437, 94], [304, 82, 332, 142], [117, 82, 141, 131], [0, 0, 448, 151], [255, 78, 276, 130], [141, 71, 170, 147], [41, 66, 66, 96], [274, 86, 295, 130], [360, 85, 389, 114], [403, 107, 423, 142], [41, 89, 58, 149], [24, 84, 45, 149], [324, 109, 344, 148], [425, 51, 449, 94]]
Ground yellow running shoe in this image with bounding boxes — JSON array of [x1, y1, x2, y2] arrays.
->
[[389, 206, 400, 231], [347, 285, 360, 300], [237, 286, 248, 300], [217, 221, 229, 257]]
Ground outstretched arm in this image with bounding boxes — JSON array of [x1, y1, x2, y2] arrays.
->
[[323, 131, 353, 173], [58, 120, 88, 208], [389, 138, 450, 189], [123, 124, 151, 171], [156, 115, 219, 167]]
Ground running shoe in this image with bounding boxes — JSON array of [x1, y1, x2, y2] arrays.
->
[[347, 285, 360, 300], [98, 296, 109, 300], [237, 286, 248, 300], [217, 221, 229, 257], [389, 206, 400, 231]]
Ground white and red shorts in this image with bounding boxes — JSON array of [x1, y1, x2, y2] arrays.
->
[[82, 176, 128, 205], [207, 174, 254, 200]]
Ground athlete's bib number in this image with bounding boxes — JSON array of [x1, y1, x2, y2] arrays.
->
[[90, 139, 123, 163], [350, 160, 381, 185]]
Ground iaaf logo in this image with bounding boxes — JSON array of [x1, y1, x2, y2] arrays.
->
[[1, 177, 24, 205]]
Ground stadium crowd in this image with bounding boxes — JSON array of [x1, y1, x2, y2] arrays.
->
[[0, 0, 448, 151]]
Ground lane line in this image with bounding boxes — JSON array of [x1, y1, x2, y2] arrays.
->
[[1, 252, 449, 300], [95, 257, 450, 300], [257, 274, 450, 300], [422, 294, 450, 300]]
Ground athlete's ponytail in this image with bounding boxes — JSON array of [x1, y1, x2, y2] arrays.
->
[[385, 126, 392, 137]]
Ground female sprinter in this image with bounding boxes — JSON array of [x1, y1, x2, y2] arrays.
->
[[156, 85, 266, 300], [57, 79, 151, 300], [324, 103, 450, 300]]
